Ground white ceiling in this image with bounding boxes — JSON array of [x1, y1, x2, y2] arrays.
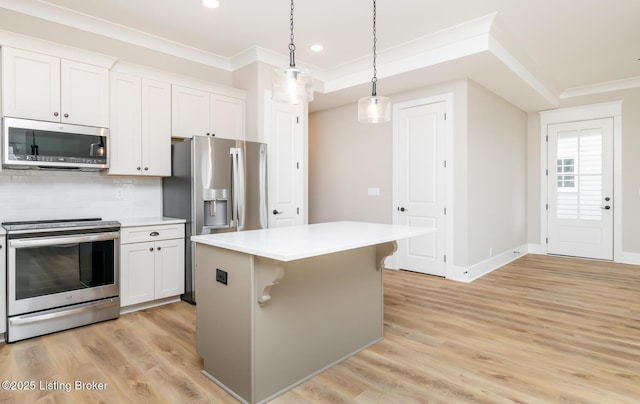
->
[[1, 0, 639, 112]]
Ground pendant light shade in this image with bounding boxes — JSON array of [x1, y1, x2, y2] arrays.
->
[[272, 66, 313, 104], [358, 0, 390, 123], [273, 0, 314, 104], [358, 94, 391, 124]]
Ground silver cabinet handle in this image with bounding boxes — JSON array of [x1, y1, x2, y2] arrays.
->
[[149, 231, 159, 236]]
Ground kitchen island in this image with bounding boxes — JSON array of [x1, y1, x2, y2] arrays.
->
[[192, 221, 431, 404]]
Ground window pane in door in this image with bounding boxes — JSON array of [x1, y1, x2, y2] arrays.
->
[[555, 129, 603, 221]]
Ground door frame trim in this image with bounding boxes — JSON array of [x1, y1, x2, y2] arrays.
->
[[390, 93, 454, 278], [539, 101, 622, 260]]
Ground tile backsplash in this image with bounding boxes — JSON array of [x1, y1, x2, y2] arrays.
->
[[0, 169, 162, 222]]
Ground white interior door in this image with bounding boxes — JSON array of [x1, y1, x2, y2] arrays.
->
[[267, 100, 304, 228], [547, 118, 613, 260], [394, 101, 446, 276]]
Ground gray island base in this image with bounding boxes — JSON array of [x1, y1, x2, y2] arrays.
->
[[192, 221, 431, 403]]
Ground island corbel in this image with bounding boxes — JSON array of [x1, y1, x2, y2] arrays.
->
[[257, 261, 285, 306]]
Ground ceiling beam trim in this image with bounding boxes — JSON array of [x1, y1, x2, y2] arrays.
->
[[487, 36, 559, 108], [560, 76, 640, 99]]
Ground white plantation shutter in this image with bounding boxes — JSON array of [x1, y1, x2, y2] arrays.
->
[[556, 129, 602, 221]]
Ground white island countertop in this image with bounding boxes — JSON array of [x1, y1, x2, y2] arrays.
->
[[191, 221, 432, 262]]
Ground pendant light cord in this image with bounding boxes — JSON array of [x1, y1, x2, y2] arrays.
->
[[289, 0, 296, 67], [371, 0, 378, 96]]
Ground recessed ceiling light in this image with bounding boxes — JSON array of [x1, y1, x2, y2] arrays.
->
[[310, 44, 324, 52], [202, 0, 220, 8]]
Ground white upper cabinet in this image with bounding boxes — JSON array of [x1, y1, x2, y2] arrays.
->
[[210, 93, 244, 140], [60, 59, 110, 127], [2, 47, 60, 122], [141, 78, 171, 176], [171, 85, 209, 138], [172, 84, 245, 140], [108, 72, 170, 176], [109, 72, 142, 175], [1, 47, 109, 127]]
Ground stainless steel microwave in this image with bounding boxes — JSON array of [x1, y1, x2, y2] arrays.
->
[[2, 117, 109, 171]]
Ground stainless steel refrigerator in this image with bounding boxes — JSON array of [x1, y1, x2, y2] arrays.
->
[[162, 136, 268, 303]]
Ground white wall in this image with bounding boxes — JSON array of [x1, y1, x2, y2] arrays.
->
[[308, 102, 393, 224], [466, 80, 527, 265], [309, 79, 528, 275], [0, 170, 162, 222]]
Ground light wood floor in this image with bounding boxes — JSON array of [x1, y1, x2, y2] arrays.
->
[[1, 254, 639, 403]]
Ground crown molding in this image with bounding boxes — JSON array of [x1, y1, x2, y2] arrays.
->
[[0, 29, 117, 68], [560, 77, 640, 99], [0, 2, 570, 111], [0, 0, 232, 70]]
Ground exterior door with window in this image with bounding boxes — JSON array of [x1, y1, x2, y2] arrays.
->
[[547, 118, 613, 260]]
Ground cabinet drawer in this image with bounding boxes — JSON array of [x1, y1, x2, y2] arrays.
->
[[121, 224, 185, 244]]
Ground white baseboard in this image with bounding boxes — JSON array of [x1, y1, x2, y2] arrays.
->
[[119, 296, 181, 315], [618, 251, 640, 265], [464, 245, 528, 282], [391, 244, 640, 283]]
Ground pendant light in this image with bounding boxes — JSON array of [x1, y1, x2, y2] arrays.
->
[[358, 0, 391, 123], [272, 0, 314, 104]]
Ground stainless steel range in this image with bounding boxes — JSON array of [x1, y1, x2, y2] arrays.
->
[[2, 218, 121, 342]]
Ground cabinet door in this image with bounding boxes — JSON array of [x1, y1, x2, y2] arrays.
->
[[210, 94, 244, 140], [61, 59, 110, 127], [0, 236, 6, 334], [142, 79, 171, 176], [120, 242, 156, 306], [1, 47, 61, 121], [154, 239, 185, 299], [171, 85, 209, 138], [108, 72, 142, 175]]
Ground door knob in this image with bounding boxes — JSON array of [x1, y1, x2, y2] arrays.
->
[[604, 197, 611, 201], [397, 207, 407, 212], [273, 209, 282, 215]]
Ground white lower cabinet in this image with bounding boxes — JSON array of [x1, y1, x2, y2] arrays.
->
[[0, 234, 6, 335], [120, 224, 185, 307]]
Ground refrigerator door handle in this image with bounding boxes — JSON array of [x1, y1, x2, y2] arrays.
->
[[230, 147, 237, 228], [230, 147, 244, 229], [235, 146, 246, 230]]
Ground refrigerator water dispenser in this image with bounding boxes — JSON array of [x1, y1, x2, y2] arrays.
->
[[203, 188, 229, 227]]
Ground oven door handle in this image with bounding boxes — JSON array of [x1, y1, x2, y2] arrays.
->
[[9, 231, 120, 248], [8, 298, 120, 326]]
